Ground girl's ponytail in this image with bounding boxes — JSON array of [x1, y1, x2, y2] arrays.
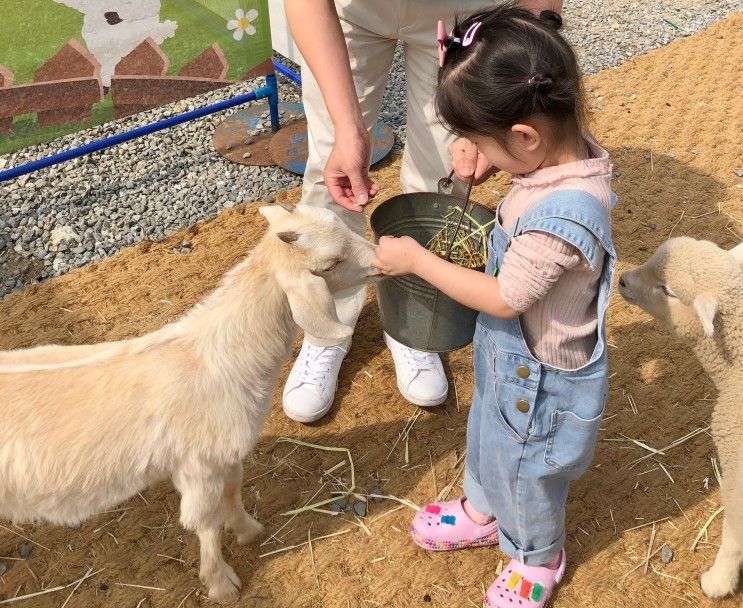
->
[[527, 73, 554, 92], [538, 10, 563, 30]]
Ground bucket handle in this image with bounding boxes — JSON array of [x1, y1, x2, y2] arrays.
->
[[443, 173, 476, 262]]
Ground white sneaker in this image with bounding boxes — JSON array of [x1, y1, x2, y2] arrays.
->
[[384, 332, 448, 407], [282, 338, 352, 423]]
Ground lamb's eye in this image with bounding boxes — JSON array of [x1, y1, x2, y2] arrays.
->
[[660, 285, 676, 298]]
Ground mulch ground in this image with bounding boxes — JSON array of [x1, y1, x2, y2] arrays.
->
[[0, 12, 742, 608]]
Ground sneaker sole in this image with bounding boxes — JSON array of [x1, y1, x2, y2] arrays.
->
[[282, 405, 332, 424], [396, 377, 448, 407]]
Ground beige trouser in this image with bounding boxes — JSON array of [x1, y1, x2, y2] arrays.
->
[[300, 0, 494, 345]]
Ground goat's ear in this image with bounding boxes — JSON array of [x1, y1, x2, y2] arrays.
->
[[276, 269, 353, 345], [693, 294, 718, 337], [258, 205, 291, 225], [730, 242, 743, 266]]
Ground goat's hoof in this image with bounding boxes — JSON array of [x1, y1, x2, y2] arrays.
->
[[701, 567, 737, 598], [235, 520, 265, 545], [204, 563, 242, 604], [207, 581, 240, 604]]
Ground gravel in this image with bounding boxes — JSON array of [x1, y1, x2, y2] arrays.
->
[[660, 544, 674, 564], [2, 1, 742, 298]]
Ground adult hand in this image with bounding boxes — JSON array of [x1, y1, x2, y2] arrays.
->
[[373, 235, 424, 276], [449, 137, 497, 185], [324, 125, 379, 212]]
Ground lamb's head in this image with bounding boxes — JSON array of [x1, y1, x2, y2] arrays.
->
[[619, 237, 743, 340], [258, 203, 382, 345]]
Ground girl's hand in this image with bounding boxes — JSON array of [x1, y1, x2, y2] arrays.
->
[[449, 137, 498, 185], [373, 236, 425, 276]]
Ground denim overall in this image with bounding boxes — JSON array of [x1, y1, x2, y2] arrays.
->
[[463, 189, 617, 566]]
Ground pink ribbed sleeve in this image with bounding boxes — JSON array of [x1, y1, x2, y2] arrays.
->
[[498, 232, 583, 313]]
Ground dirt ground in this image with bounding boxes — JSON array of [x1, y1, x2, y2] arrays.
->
[[1, 13, 742, 608]]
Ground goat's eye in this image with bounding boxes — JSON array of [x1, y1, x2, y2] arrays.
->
[[660, 285, 676, 298], [322, 258, 343, 272]]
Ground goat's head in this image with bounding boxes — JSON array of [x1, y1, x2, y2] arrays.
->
[[619, 237, 743, 339], [258, 202, 382, 345]]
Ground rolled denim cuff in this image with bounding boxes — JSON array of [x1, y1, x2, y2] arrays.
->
[[498, 525, 565, 567]]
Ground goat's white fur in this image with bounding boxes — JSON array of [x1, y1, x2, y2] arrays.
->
[[619, 237, 743, 599], [0, 204, 379, 603]]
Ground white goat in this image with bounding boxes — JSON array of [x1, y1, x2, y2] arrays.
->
[[0, 203, 380, 603], [619, 237, 743, 599]]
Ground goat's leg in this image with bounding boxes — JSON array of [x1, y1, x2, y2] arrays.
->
[[174, 465, 241, 604], [223, 462, 264, 544], [701, 471, 743, 598]]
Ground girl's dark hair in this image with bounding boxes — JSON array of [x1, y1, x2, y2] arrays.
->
[[436, 3, 585, 151]]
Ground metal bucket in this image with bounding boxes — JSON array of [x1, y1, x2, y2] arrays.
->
[[370, 192, 496, 353]]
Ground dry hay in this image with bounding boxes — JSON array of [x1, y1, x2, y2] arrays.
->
[[0, 13, 742, 608]]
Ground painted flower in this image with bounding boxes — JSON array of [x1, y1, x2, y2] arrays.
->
[[227, 8, 258, 41]]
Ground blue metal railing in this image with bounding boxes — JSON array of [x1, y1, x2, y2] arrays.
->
[[0, 58, 302, 183], [272, 58, 301, 86]]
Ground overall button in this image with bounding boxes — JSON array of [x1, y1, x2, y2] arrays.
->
[[516, 399, 530, 413], [517, 365, 530, 379]]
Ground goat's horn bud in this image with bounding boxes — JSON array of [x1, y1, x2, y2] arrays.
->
[[278, 202, 296, 212]]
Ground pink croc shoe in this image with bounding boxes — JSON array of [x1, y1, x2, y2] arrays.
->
[[411, 497, 499, 551], [484, 549, 566, 608]]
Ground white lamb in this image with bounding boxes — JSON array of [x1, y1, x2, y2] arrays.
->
[[0, 203, 380, 603], [618, 237, 743, 599]]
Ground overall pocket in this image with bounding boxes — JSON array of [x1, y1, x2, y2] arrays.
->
[[491, 351, 541, 443], [544, 403, 605, 472]]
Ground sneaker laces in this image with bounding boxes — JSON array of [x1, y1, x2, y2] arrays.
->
[[404, 345, 436, 373], [298, 343, 347, 386]]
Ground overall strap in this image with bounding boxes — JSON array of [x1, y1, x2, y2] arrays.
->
[[509, 189, 615, 271]]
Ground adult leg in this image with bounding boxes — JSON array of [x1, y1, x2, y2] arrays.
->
[[399, 0, 496, 194], [283, 0, 397, 423]]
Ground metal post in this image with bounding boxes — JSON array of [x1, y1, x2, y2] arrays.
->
[[266, 73, 280, 132]]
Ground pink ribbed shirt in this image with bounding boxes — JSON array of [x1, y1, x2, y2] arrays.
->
[[497, 137, 613, 370]]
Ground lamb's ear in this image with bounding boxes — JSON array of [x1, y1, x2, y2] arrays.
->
[[730, 242, 743, 266], [693, 294, 718, 337], [276, 268, 353, 345], [258, 205, 291, 225]]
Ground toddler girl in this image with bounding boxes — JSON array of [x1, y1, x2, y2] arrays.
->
[[373, 5, 616, 607]]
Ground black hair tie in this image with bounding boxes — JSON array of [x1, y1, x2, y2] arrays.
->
[[539, 10, 563, 30], [527, 73, 554, 91]]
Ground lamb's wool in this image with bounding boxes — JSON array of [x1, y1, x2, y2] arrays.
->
[[619, 239, 743, 598]]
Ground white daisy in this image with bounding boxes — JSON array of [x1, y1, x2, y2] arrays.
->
[[226, 7, 258, 41]]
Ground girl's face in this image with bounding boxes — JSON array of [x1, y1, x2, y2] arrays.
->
[[465, 126, 546, 176]]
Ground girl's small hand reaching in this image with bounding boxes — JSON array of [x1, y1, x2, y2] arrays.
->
[[373, 235, 425, 276]]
